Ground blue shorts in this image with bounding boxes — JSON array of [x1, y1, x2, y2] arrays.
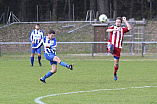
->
[[114, 56, 120, 59], [31, 44, 41, 54], [44, 53, 57, 65]]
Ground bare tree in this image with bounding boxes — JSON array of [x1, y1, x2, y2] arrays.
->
[[129, 0, 134, 18], [21, 0, 28, 21], [141, 0, 144, 19], [97, 0, 105, 15], [68, 0, 71, 20], [63, 0, 68, 20], [104, 0, 109, 17], [1, 0, 157, 22], [84, 0, 87, 17], [113, 0, 117, 19], [52, 0, 57, 21], [90, 0, 96, 12]]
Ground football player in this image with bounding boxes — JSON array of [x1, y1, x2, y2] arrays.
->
[[32, 30, 73, 83], [29, 24, 44, 67], [106, 17, 132, 81]]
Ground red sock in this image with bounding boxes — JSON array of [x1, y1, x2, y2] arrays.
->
[[114, 66, 119, 74]]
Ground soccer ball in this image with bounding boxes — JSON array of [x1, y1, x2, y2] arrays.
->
[[99, 14, 107, 23]]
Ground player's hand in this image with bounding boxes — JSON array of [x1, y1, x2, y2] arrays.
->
[[38, 39, 41, 41], [32, 47, 35, 50], [122, 17, 126, 21], [32, 41, 35, 44]]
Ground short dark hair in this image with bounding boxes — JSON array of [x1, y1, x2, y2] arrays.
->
[[36, 24, 40, 26], [48, 30, 55, 34], [116, 17, 122, 23]]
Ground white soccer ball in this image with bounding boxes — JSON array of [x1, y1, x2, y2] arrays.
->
[[99, 14, 108, 23]]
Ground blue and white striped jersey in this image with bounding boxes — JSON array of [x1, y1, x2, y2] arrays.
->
[[29, 29, 44, 44], [33, 36, 57, 54]]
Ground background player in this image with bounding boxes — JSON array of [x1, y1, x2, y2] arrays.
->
[[106, 17, 132, 81], [32, 30, 73, 83], [29, 24, 44, 67]]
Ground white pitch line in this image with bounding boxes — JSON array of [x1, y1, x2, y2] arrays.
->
[[35, 86, 157, 104]]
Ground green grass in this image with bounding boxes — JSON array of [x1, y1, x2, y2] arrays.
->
[[0, 53, 157, 104]]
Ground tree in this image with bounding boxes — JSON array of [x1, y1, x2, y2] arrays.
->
[[97, 0, 105, 15], [68, 0, 71, 20], [129, 0, 134, 19], [113, 0, 117, 19], [141, 0, 144, 19], [63, 0, 68, 20], [104, 0, 109, 17], [0, 0, 157, 22], [52, 0, 57, 21], [90, 0, 96, 12], [84, 0, 87, 17], [20, 0, 28, 21]]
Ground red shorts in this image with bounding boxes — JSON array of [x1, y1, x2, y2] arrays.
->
[[113, 47, 121, 58]]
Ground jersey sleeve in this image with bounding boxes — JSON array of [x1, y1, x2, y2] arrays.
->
[[29, 31, 34, 42], [108, 25, 114, 29], [123, 27, 129, 33], [40, 30, 44, 39], [50, 38, 57, 49]]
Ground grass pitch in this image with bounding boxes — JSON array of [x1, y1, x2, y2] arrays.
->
[[0, 53, 157, 104]]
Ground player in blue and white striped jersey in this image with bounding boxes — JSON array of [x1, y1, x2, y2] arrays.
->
[[29, 24, 44, 67], [32, 30, 73, 83]]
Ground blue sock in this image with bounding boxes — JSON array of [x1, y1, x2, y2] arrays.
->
[[38, 56, 41, 63], [60, 61, 69, 68], [31, 57, 34, 66], [42, 71, 53, 80]]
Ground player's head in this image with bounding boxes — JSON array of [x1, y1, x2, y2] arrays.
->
[[35, 24, 40, 30], [48, 30, 55, 40], [115, 17, 122, 27]]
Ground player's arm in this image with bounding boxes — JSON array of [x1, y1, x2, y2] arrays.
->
[[122, 17, 132, 30], [29, 31, 35, 44], [32, 39, 43, 49], [41, 31, 44, 39], [29, 32, 33, 42], [50, 38, 57, 48], [106, 26, 119, 32], [38, 30, 44, 41]]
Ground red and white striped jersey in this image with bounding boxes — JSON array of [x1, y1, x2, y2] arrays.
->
[[108, 26, 128, 49]]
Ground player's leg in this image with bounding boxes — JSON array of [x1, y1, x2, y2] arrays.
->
[[37, 47, 42, 66], [53, 56, 73, 70], [114, 58, 119, 74], [37, 54, 42, 66], [31, 43, 36, 67], [113, 56, 119, 81], [30, 51, 35, 67], [40, 62, 57, 83]]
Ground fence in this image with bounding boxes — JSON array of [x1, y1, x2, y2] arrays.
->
[[0, 42, 157, 57], [0, 19, 157, 58]]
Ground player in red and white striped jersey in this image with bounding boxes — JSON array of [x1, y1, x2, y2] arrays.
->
[[106, 17, 132, 81]]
